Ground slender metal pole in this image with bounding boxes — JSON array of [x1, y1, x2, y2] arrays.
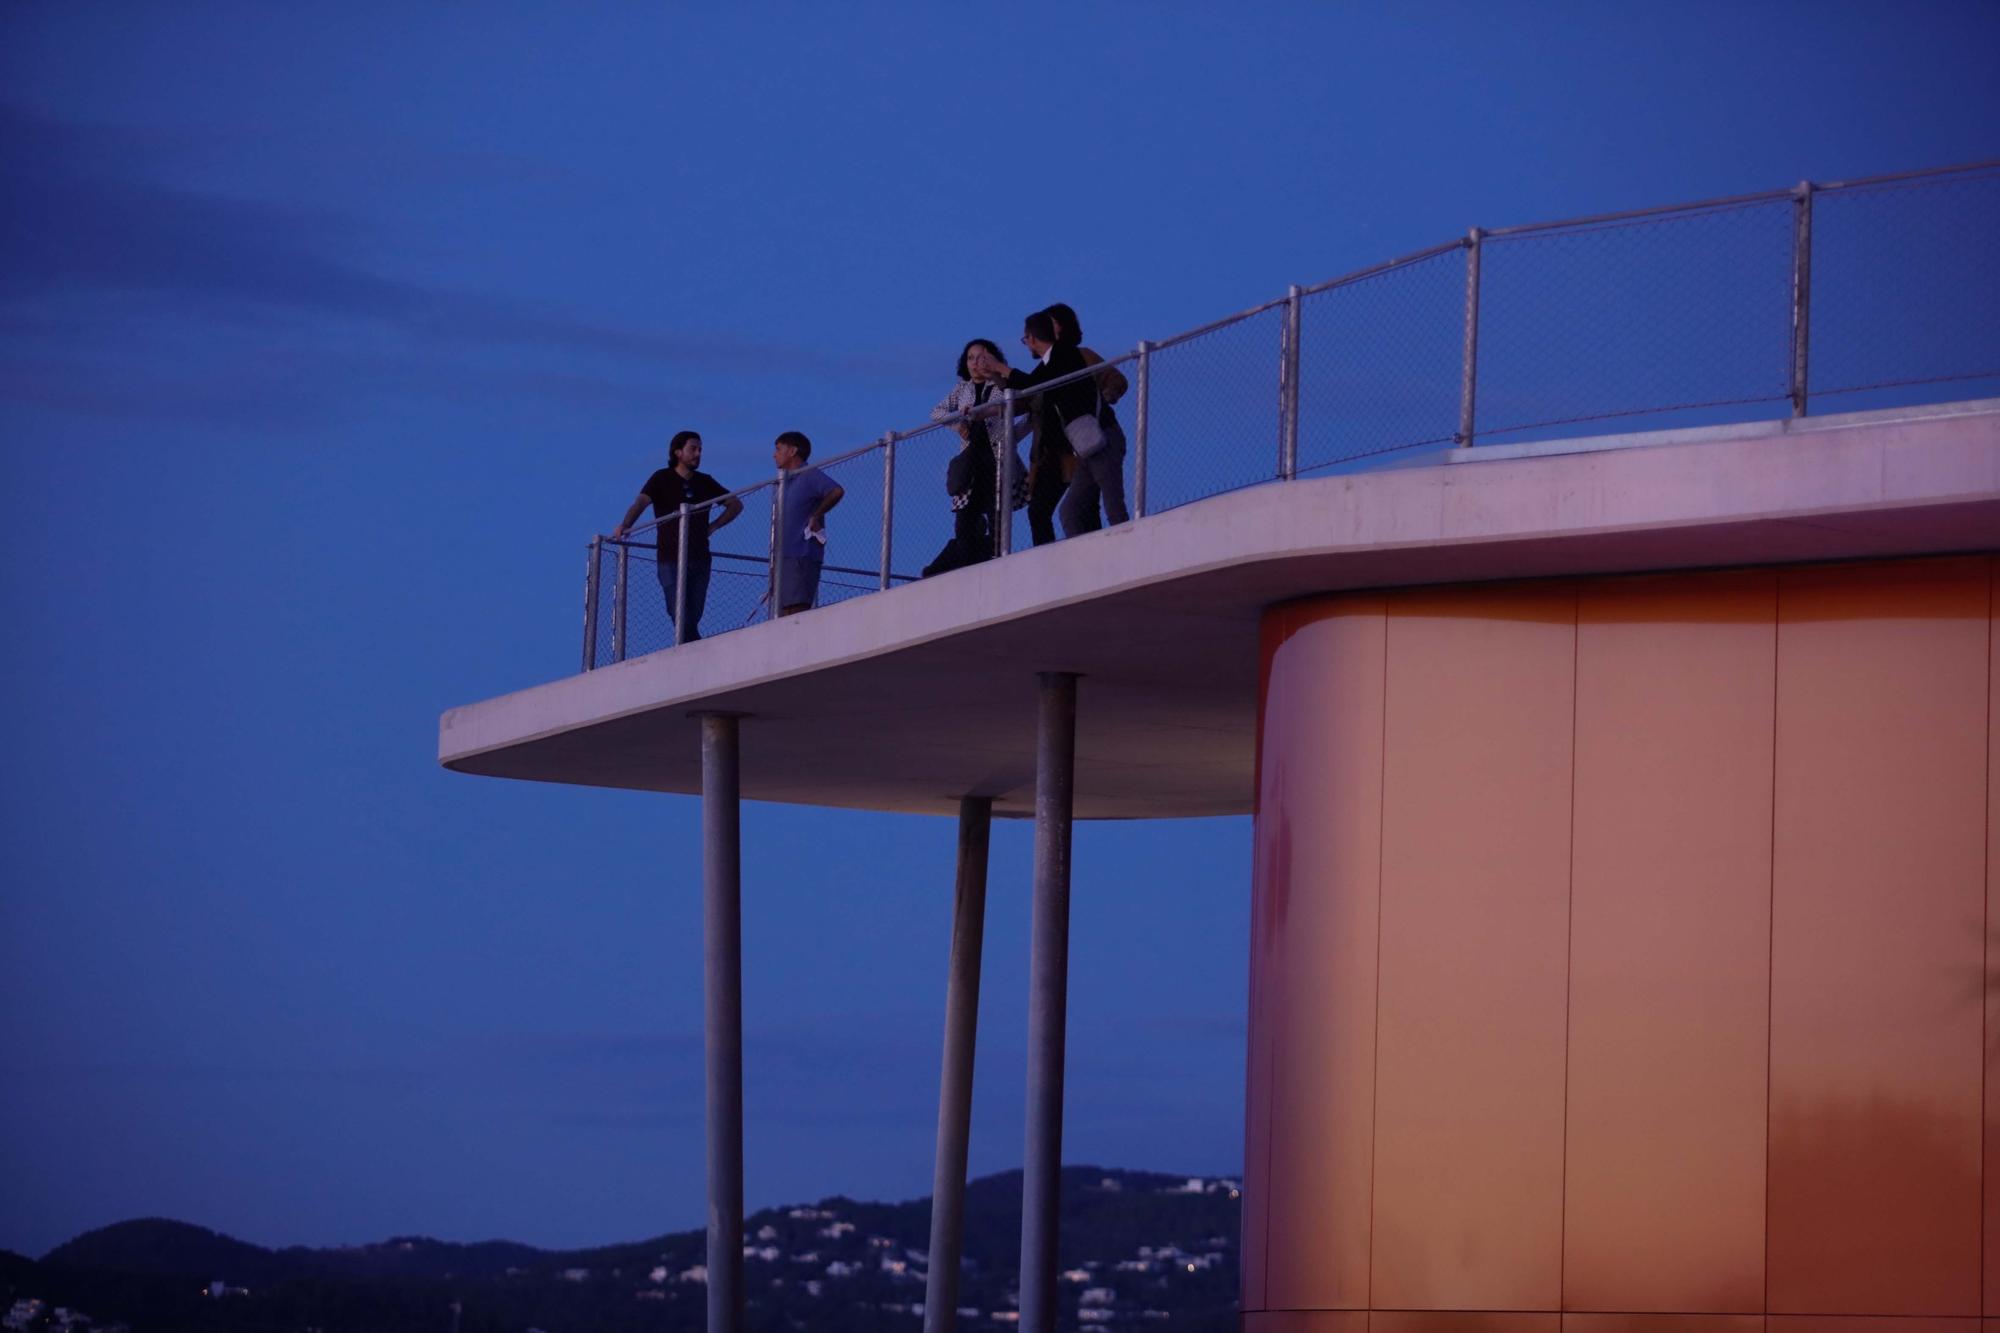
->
[[582, 537, 602, 672], [1018, 672, 1078, 1333], [1790, 180, 1814, 418], [699, 713, 745, 1333], [923, 796, 994, 1333], [612, 543, 629, 663], [674, 502, 691, 647], [1458, 227, 1483, 448], [1279, 285, 1302, 480], [879, 433, 897, 590], [769, 469, 786, 617], [996, 389, 1018, 557], [1133, 343, 1150, 518]]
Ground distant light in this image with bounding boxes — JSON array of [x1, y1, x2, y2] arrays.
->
[[1186, 1264, 1195, 1273]]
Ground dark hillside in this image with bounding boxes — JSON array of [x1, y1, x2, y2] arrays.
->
[[15, 1165, 1243, 1332]]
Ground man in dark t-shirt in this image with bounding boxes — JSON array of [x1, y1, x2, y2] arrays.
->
[[613, 430, 742, 642]]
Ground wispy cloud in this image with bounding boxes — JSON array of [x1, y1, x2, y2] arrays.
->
[[0, 102, 927, 424]]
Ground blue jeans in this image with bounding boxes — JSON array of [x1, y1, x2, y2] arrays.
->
[[656, 555, 712, 642]]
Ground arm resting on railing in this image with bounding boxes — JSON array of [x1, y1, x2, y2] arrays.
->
[[612, 492, 649, 540]]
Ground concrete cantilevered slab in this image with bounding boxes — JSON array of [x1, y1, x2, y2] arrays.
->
[[440, 399, 2000, 820]]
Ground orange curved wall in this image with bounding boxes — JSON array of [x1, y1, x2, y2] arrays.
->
[[1244, 555, 1999, 1328]]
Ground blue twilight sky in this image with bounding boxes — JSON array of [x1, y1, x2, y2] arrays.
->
[[3, 2, 1996, 1258]]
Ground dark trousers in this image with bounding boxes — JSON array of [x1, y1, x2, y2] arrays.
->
[[656, 555, 712, 642], [1027, 455, 1067, 547], [923, 506, 992, 578], [1059, 419, 1129, 536]]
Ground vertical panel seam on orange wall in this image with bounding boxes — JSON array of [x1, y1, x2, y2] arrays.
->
[[1559, 588, 1579, 1313], [1250, 606, 1267, 1314], [1251, 603, 1286, 1314], [1762, 571, 1781, 1317], [1985, 556, 1995, 1320], [1366, 600, 1391, 1312]]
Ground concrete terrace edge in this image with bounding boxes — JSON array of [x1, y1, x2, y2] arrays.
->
[[439, 401, 2000, 814]]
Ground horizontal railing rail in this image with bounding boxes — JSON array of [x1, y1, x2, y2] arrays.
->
[[583, 159, 2000, 667]]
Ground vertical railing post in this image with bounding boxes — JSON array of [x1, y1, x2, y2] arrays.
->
[[879, 433, 897, 590], [612, 541, 629, 662], [1279, 285, 1302, 480], [1458, 227, 1483, 449], [1790, 180, 1814, 418], [769, 470, 786, 618], [674, 501, 691, 647], [582, 536, 602, 672], [1132, 342, 1151, 518], [996, 389, 1018, 557]]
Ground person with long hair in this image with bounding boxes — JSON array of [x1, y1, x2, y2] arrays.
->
[[612, 429, 741, 642], [924, 338, 1027, 575], [996, 309, 1099, 545], [1044, 302, 1130, 535]]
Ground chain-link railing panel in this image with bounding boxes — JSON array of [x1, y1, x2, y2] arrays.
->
[[615, 542, 675, 659], [796, 444, 888, 611], [590, 526, 778, 660], [1142, 307, 1286, 512], [696, 481, 780, 637], [1476, 200, 1796, 439], [994, 396, 1034, 558], [890, 420, 986, 583], [1811, 170, 2000, 401], [586, 540, 616, 667], [1297, 249, 1465, 472], [703, 552, 777, 635]]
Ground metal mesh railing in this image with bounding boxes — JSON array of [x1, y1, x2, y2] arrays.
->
[[1296, 244, 1466, 473], [889, 420, 985, 583], [1810, 167, 2000, 400], [1477, 198, 1797, 437], [802, 445, 892, 610], [1143, 307, 1287, 512], [580, 160, 2000, 669]]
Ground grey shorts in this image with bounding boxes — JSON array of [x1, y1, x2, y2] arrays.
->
[[778, 555, 823, 610]]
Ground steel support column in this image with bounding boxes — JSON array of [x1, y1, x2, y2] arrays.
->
[[923, 795, 994, 1333], [1018, 672, 1078, 1333], [700, 714, 744, 1333]]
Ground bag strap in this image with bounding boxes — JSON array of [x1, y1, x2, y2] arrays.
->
[[1045, 349, 1100, 427]]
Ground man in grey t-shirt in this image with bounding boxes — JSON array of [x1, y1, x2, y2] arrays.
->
[[772, 430, 844, 616]]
